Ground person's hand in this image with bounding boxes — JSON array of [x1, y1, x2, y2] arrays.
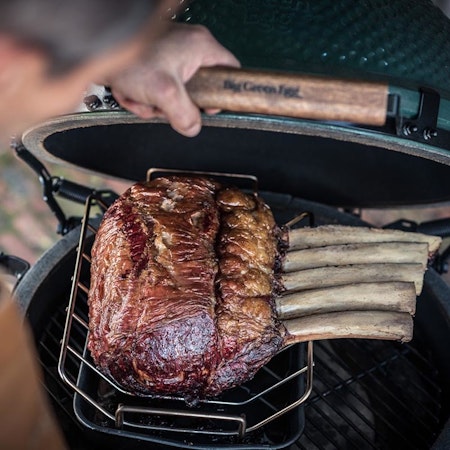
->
[[104, 23, 240, 137]]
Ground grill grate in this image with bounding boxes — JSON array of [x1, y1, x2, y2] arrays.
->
[[38, 300, 444, 450], [33, 189, 446, 449], [295, 338, 443, 450]]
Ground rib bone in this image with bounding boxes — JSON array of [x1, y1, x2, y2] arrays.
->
[[276, 281, 416, 319], [288, 225, 441, 257], [282, 263, 425, 295], [283, 310, 413, 345], [283, 241, 428, 272]]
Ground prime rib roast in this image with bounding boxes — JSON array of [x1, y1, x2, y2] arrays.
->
[[87, 176, 437, 400]]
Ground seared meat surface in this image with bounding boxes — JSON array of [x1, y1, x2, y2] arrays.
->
[[211, 188, 285, 396], [88, 177, 285, 398]]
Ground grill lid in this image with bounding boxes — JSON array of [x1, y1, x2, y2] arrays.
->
[[18, 0, 450, 207], [179, 0, 450, 97]]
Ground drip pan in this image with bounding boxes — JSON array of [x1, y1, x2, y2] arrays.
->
[[74, 340, 306, 449]]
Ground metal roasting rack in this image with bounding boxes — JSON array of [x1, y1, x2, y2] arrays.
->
[[58, 173, 315, 442], [146, 167, 259, 190]]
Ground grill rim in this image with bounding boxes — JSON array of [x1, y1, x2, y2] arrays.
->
[[18, 112, 450, 209]]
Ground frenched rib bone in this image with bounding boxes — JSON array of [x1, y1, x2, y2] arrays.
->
[[283, 311, 414, 345], [282, 263, 425, 295], [276, 281, 417, 319], [288, 224, 441, 258], [283, 242, 428, 272]]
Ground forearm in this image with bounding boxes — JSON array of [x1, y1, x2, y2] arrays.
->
[[0, 279, 67, 449]]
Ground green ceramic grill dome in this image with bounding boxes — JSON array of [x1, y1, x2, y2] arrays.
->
[[179, 0, 450, 98]]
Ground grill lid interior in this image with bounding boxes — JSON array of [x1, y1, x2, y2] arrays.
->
[[20, 111, 450, 208]]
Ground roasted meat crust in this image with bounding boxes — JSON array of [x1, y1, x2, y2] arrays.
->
[[208, 188, 285, 396], [88, 177, 286, 399], [88, 178, 220, 396]]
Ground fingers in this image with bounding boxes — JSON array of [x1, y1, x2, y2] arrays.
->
[[107, 23, 241, 137], [204, 108, 222, 115], [157, 81, 202, 137], [113, 71, 202, 137], [145, 70, 202, 136], [112, 93, 156, 118]]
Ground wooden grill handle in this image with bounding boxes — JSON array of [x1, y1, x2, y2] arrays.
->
[[186, 66, 388, 126]]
